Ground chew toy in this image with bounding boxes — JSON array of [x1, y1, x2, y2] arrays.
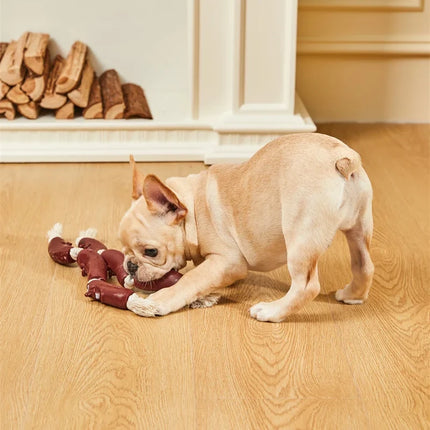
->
[[46, 223, 183, 316], [48, 236, 76, 265], [77, 249, 108, 281], [98, 249, 129, 286], [85, 279, 134, 309], [97, 248, 182, 292], [77, 233, 107, 252], [47, 223, 82, 264], [133, 270, 183, 292]]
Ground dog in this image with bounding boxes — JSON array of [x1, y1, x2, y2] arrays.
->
[[118, 133, 374, 322]]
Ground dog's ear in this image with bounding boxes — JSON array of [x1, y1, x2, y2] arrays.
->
[[130, 155, 145, 200], [143, 174, 188, 224]]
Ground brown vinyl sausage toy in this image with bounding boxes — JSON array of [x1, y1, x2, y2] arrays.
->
[[98, 249, 129, 286], [77, 249, 108, 281], [85, 279, 134, 309], [47, 223, 182, 314], [48, 236, 77, 265], [98, 248, 183, 292]]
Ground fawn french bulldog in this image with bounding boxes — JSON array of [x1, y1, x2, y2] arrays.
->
[[119, 133, 374, 322]]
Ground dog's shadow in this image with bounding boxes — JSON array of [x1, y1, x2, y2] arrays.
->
[[213, 273, 362, 323]]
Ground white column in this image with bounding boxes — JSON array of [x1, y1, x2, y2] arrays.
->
[[196, 0, 315, 162], [210, 0, 313, 130]]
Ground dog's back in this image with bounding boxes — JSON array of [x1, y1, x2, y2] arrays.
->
[[200, 134, 371, 269]]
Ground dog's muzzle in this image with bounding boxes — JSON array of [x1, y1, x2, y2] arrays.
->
[[127, 260, 138, 276]]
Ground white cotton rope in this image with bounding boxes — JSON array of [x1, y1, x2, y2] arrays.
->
[[124, 275, 135, 289], [75, 227, 98, 246], [47, 222, 63, 242], [69, 247, 82, 261]]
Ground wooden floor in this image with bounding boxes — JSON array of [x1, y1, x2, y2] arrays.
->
[[0, 124, 428, 429]]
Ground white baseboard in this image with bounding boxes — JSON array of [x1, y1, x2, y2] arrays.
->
[[0, 95, 315, 164]]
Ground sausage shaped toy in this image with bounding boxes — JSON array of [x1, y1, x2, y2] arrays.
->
[[132, 270, 183, 293], [77, 249, 108, 281], [73, 238, 184, 294], [98, 249, 129, 286], [97, 248, 183, 293], [84, 279, 169, 314], [47, 223, 184, 315], [47, 223, 82, 265], [85, 279, 134, 309], [77, 235, 107, 253]]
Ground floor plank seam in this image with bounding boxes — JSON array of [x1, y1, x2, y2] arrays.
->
[[20, 263, 60, 428]]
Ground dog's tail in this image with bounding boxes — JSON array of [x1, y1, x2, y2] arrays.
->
[[335, 153, 361, 180]]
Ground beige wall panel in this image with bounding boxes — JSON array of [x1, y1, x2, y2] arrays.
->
[[296, 55, 430, 122], [298, 7, 430, 40], [296, 2, 430, 122]]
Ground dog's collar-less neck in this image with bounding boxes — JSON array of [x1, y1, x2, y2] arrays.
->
[[183, 214, 199, 263], [168, 177, 200, 264], [180, 199, 199, 263]]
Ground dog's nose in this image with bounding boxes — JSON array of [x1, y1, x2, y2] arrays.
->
[[127, 260, 138, 275]]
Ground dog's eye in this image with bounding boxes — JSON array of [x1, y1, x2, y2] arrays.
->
[[144, 248, 158, 257]]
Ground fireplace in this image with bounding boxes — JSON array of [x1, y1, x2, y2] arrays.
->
[[0, 0, 315, 163]]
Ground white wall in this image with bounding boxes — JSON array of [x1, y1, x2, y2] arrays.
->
[[1, 0, 428, 124], [0, 0, 190, 121], [0, 0, 315, 163]]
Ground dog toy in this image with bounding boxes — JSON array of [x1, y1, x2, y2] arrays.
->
[[46, 223, 182, 315], [77, 249, 108, 281], [85, 279, 134, 309], [47, 224, 81, 265]]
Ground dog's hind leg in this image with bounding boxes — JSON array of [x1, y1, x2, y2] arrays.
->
[[336, 199, 374, 304], [250, 244, 323, 323]]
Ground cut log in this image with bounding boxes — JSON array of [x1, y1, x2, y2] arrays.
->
[[0, 33, 28, 85], [68, 60, 94, 108], [24, 33, 49, 75], [17, 101, 40, 119], [7, 84, 30, 104], [0, 43, 10, 99], [0, 99, 16, 120], [22, 49, 50, 101], [83, 75, 103, 119], [55, 100, 74, 119], [0, 43, 9, 99], [0, 42, 8, 61], [0, 82, 9, 100], [122, 83, 153, 119], [100, 69, 124, 119], [40, 55, 67, 109], [56, 41, 87, 94]]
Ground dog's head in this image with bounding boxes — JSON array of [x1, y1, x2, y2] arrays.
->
[[119, 157, 188, 282]]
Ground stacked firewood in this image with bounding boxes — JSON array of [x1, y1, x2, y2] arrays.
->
[[0, 32, 153, 120]]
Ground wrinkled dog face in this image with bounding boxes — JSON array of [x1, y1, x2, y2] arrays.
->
[[119, 199, 186, 282], [119, 158, 188, 282]]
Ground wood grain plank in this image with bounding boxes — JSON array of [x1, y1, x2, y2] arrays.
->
[[317, 123, 429, 429], [0, 125, 428, 429], [0, 166, 74, 427], [0, 162, 204, 429], [190, 274, 361, 398]]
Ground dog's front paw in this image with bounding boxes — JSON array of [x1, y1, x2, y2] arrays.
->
[[249, 301, 285, 323], [126, 294, 169, 317], [189, 294, 220, 309]]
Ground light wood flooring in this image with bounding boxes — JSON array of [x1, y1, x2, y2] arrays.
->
[[1, 124, 428, 429]]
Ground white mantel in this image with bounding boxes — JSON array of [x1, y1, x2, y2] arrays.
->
[[0, 0, 315, 163]]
